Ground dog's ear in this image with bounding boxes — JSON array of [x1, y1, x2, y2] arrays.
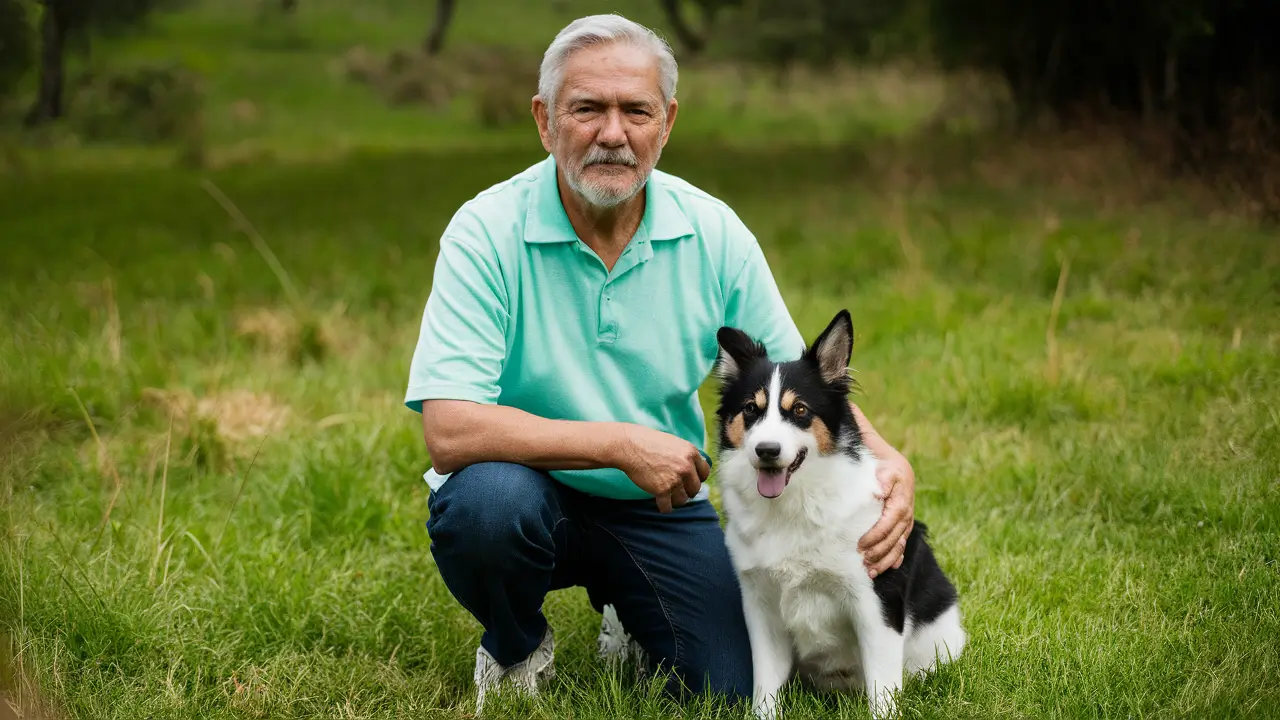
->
[[715, 326, 767, 383], [805, 309, 854, 386]]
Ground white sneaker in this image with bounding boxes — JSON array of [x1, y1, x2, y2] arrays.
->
[[473, 625, 555, 714], [596, 603, 648, 681]]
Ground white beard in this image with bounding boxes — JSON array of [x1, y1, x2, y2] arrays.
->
[[561, 141, 661, 210]]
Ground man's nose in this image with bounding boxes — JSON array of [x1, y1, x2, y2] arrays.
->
[[597, 108, 626, 146]]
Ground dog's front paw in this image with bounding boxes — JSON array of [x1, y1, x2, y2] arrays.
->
[[869, 688, 899, 719], [752, 694, 781, 720]]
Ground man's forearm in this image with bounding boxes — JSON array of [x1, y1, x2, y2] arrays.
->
[[421, 399, 628, 475]]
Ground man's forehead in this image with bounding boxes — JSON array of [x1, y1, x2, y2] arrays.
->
[[561, 86, 660, 106], [558, 44, 662, 101]]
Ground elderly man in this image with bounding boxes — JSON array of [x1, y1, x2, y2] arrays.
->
[[405, 13, 917, 712]]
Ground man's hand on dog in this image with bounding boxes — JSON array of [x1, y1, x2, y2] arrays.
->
[[615, 425, 710, 513], [859, 449, 916, 578]]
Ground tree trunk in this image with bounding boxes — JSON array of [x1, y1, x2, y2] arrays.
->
[[24, 2, 68, 127], [424, 0, 455, 56], [657, 0, 705, 57]]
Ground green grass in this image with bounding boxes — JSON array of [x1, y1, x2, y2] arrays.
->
[[3, 1, 1280, 718]]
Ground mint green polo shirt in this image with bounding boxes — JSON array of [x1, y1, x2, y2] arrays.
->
[[405, 153, 804, 501]]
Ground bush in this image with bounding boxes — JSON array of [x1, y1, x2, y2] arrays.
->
[[456, 45, 538, 128], [69, 62, 205, 145], [343, 46, 459, 110], [341, 43, 538, 126]]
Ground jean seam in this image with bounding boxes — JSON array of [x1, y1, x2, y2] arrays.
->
[[595, 522, 684, 671], [426, 508, 490, 654]]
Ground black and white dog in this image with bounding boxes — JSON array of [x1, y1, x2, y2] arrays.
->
[[713, 309, 966, 719]]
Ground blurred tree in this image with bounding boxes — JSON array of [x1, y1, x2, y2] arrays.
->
[[24, 0, 184, 127], [705, 0, 915, 84], [424, 0, 454, 56], [0, 0, 36, 101], [656, 0, 705, 57], [709, 0, 1275, 174], [926, 0, 1278, 173]]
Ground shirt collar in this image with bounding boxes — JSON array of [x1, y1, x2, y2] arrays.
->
[[523, 153, 695, 245]]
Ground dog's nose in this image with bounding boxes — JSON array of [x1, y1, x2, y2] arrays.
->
[[755, 442, 781, 460]]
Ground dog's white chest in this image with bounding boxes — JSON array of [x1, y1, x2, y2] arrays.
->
[[722, 457, 884, 687], [770, 558, 868, 678]]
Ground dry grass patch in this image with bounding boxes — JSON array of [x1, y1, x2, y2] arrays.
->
[[0, 633, 64, 720], [233, 303, 361, 365], [141, 387, 292, 444], [233, 306, 297, 354], [141, 387, 292, 471]]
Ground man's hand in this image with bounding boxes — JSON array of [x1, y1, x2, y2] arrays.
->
[[613, 425, 710, 513], [849, 402, 916, 579], [858, 449, 915, 578]]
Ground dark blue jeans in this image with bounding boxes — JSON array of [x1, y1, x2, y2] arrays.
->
[[425, 461, 753, 701]]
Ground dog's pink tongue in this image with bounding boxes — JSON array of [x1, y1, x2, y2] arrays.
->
[[757, 469, 787, 498]]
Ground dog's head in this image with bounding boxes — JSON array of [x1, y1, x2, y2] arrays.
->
[[713, 309, 862, 499]]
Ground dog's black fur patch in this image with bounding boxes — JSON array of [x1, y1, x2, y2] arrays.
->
[[872, 521, 960, 633]]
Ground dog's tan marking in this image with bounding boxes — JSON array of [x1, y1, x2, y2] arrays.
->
[[726, 413, 745, 448], [810, 417, 835, 454], [780, 389, 797, 411], [753, 389, 767, 410]]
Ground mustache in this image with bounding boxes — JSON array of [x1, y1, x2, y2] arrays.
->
[[581, 147, 638, 167]]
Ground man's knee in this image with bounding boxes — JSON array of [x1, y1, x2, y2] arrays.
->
[[669, 630, 753, 702], [426, 462, 560, 567]]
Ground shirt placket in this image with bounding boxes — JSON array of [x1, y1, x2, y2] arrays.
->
[[597, 237, 654, 343]]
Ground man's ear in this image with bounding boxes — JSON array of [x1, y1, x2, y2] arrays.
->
[[532, 95, 552, 153], [804, 309, 854, 386], [715, 326, 766, 383], [660, 98, 678, 148]]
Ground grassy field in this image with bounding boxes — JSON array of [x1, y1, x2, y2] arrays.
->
[[3, 1, 1280, 718]]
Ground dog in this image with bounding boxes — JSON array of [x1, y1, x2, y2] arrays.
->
[[712, 309, 966, 719]]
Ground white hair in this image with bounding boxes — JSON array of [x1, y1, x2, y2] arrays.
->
[[538, 14, 678, 121]]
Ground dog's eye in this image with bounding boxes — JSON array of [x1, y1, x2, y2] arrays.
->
[[793, 404, 809, 418]]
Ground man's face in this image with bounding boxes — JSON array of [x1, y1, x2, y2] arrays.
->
[[534, 41, 678, 209]]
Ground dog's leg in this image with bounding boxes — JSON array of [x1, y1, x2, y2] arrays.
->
[[904, 605, 966, 677], [741, 579, 791, 720], [854, 592, 904, 719]]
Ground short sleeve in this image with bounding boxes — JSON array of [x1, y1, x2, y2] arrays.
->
[[404, 232, 509, 413], [723, 231, 805, 362]]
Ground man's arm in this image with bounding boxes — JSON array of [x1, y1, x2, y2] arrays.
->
[[421, 400, 621, 475], [852, 402, 916, 577], [422, 400, 707, 512]]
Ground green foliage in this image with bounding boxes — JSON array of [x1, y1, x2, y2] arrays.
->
[[926, 0, 1280, 214], [0, 0, 35, 100], [709, 0, 924, 71], [49, 0, 188, 38], [698, 0, 1279, 214]]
